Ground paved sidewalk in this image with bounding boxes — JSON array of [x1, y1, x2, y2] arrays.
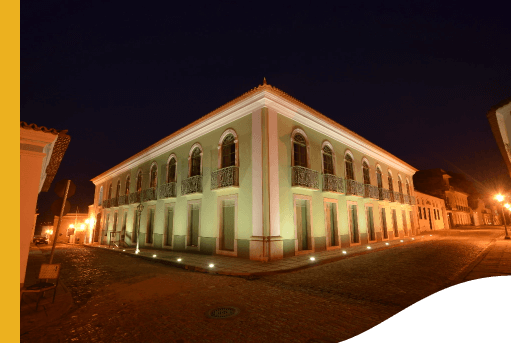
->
[[20, 244, 74, 335], [463, 236, 511, 281], [86, 232, 440, 276]]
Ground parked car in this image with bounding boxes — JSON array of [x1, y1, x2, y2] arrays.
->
[[33, 235, 49, 244]]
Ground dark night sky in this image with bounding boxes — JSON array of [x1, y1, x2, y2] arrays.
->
[[21, 1, 511, 222]]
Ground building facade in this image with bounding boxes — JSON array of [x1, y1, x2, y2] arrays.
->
[[53, 213, 90, 244], [90, 81, 418, 261], [415, 191, 447, 231], [20, 122, 70, 287]]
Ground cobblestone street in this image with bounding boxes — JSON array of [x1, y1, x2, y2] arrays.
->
[[21, 228, 503, 343]]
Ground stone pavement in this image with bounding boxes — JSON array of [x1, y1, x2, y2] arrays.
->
[[20, 243, 74, 334], [20, 225, 511, 341]]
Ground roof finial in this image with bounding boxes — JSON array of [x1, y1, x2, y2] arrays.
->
[[263, 77, 267, 85]]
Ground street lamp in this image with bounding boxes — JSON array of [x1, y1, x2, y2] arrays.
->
[[494, 194, 510, 240], [135, 203, 144, 254]]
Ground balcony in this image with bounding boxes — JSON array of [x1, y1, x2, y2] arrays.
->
[[158, 182, 177, 199], [102, 199, 110, 208], [291, 166, 319, 189], [345, 179, 364, 196], [129, 192, 141, 204], [142, 188, 157, 201], [110, 197, 118, 207], [385, 189, 395, 202], [181, 175, 203, 195], [364, 184, 379, 199], [395, 192, 404, 204], [322, 174, 344, 193], [118, 195, 129, 206], [211, 166, 239, 190], [410, 195, 416, 205]]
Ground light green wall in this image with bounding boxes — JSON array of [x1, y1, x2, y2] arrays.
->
[[98, 113, 253, 253]]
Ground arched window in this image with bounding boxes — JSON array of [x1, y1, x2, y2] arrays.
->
[[362, 161, 370, 185], [115, 180, 121, 198], [125, 176, 131, 195], [221, 134, 236, 168], [398, 176, 403, 194], [322, 145, 334, 175], [406, 179, 411, 196], [149, 163, 158, 189], [99, 186, 104, 205], [388, 172, 394, 191], [190, 147, 202, 177], [293, 133, 307, 167], [376, 166, 383, 188], [167, 156, 177, 183], [344, 154, 354, 180], [136, 170, 142, 192], [108, 183, 113, 199]]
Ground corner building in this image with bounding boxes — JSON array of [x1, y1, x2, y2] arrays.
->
[[90, 81, 418, 261]]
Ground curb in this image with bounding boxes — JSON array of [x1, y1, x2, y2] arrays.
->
[[84, 234, 434, 277]]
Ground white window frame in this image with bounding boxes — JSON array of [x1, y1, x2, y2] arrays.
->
[[365, 203, 377, 242], [162, 202, 175, 249], [347, 200, 360, 245], [188, 143, 203, 177], [145, 205, 156, 246], [216, 194, 238, 256], [186, 199, 201, 250], [323, 198, 340, 250], [293, 194, 314, 254], [321, 141, 336, 175], [217, 129, 239, 169], [291, 128, 311, 168], [166, 153, 178, 184]]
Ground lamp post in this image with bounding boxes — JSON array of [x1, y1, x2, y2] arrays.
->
[[135, 202, 144, 254], [495, 194, 510, 240]]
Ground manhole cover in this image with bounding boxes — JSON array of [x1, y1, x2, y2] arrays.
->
[[207, 306, 240, 319]]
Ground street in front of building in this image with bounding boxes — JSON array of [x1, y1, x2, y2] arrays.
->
[[20, 226, 506, 343]]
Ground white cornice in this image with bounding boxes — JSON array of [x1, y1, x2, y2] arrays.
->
[[93, 90, 416, 184]]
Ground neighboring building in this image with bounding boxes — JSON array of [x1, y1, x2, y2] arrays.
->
[[469, 198, 502, 226], [413, 169, 472, 228], [90, 80, 418, 261], [20, 122, 70, 287], [53, 212, 89, 244], [415, 191, 447, 231], [487, 96, 511, 178]]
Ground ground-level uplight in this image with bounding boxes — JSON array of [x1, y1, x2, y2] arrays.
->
[[400, 240, 404, 242], [412, 238, 415, 240], [385, 242, 389, 245], [430, 235, 432, 236], [342, 250, 347, 254], [123, 249, 125, 251], [153, 254, 157, 258], [209, 264, 215, 268], [367, 246, 371, 249], [177, 258, 182, 262], [310, 257, 316, 261]]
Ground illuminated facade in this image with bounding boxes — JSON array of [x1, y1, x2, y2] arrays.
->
[[487, 96, 511, 178], [90, 81, 418, 261], [20, 122, 70, 287], [415, 191, 447, 231], [52, 213, 90, 244]]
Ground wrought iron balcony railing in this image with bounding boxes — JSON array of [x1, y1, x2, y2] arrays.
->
[[346, 179, 365, 196], [322, 174, 344, 193], [377, 187, 386, 200], [395, 192, 404, 203], [181, 175, 203, 195], [410, 195, 416, 205], [386, 189, 395, 202], [102, 199, 111, 208], [364, 184, 380, 199], [211, 166, 239, 190], [291, 166, 319, 189], [118, 195, 129, 206], [129, 191, 141, 204], [110, 197, 118, 207], [158, 182, 177, 199], [142, 188, 157, 201]]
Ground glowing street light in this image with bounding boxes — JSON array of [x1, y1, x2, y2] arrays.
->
[[494, 194, 510, 240]]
